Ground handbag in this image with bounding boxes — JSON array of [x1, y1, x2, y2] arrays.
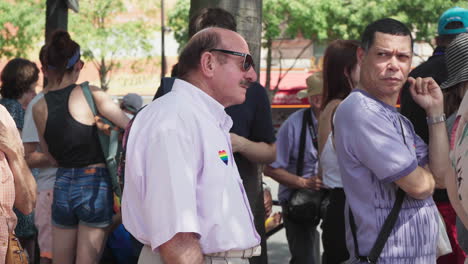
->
[[436, 211, 452, 258], [287, 108, 329, 225], [5, 231, 28, 264]]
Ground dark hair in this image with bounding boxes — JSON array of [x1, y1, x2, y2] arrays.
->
[[44, 30, 80, 83], [39, 45, 47, 68], [321, 40, 360, 110], [0, 58, 39, 99], [361, 18, 413, 51], [177, 29, 222, 80], [436, 34, 459, 47], [188, 8, 237, 38], [443, 83, 467, 117]]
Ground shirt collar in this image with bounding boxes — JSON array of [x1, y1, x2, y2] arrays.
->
[[352, 89, 398, 112], [172, 78, 233, 131], [432, 46, 446, 56]]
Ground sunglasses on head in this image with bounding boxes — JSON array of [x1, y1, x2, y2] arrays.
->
[[209, 49, 254, 72]]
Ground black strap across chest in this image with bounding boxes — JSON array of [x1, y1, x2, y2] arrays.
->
[[348, 118, 407, 263], [296, 108, 317, 176]]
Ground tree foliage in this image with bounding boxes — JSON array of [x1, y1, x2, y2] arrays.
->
[[262, 0, 466, 43], [69, 0, 156, 91], [0, 0, 44, 59], [169, 0, 467, 94], [168, 0, 190, 52]]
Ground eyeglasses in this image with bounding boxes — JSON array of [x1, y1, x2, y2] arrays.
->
[[209, 49, 254, 72]]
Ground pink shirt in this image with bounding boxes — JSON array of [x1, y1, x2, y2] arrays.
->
[[0, 105, 19, 263], [122, 79, 260, 254]]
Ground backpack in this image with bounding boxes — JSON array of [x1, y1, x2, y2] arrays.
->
[[81, 82, 123, 202], [116, 109, 142, 198]]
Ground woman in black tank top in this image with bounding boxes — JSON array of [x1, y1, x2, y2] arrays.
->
[[32, 30, 129, 264]]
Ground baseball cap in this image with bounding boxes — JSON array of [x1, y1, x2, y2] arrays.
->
[[122, 93, 143, 113], [297, 73, 323, 99], [438, 7, 468, 35]]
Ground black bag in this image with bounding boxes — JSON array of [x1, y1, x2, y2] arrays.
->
[[287, 108, 329, 225]]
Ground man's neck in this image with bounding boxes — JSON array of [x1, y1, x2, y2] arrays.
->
[[184, 76, 228, 108], [360, 86, 399, 107]]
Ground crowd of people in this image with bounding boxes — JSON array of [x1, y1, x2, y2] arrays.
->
[[1, 5, 468, 264]]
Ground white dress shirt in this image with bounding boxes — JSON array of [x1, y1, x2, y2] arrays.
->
[[122, 79, 260, 254]]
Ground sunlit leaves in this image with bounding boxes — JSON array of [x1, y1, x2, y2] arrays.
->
[[0, 0, 44, 59], [68, 0, 157, 90]]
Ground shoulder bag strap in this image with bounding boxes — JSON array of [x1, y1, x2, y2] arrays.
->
[[296, 108, 311, 176], [80, 82, 121, 197], [305, 107, 318, 150], [349, 117, 408, 263], [80, 82, 98, 116]]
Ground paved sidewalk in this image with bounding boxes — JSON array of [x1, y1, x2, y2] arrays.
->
[[263, 176, 324, 264]]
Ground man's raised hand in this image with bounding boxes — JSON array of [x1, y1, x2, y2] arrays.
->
[[408, 77, 444, 116]]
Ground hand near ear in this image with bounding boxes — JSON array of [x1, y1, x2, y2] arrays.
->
[[408, 77, 444, 116]]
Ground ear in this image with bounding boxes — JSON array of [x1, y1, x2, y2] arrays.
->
[[343, 67, 350, 79], [199, 51, 216, 78], [41, 67, 48, 78]]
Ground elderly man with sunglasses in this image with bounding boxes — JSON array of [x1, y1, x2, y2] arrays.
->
[[122, 27, 260, 264]]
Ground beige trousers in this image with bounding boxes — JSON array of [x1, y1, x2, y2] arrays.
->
[[138, 245, 250, 264]]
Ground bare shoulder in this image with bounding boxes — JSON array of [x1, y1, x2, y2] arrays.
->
[[320, 99, 342, 122], [32, 98, 47, 114], [89, 84, 103, 92]]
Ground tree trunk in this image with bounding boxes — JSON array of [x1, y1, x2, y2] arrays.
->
[[45, 0, 68, 43], [190, 0, 263, 77], [99, 57, 109, 91], [265, 38, 272, 99]]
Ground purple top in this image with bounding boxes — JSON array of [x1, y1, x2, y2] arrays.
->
[[269, 108, 319, 204], [334, 89, 438, 263]]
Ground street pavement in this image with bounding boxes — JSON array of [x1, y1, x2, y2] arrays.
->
[[263, 176, 324, 264]]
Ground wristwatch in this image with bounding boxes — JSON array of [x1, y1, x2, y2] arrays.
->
[[426, 114, 446, 125]]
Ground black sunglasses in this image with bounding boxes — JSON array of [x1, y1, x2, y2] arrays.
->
[[209, 49, 255, 72]]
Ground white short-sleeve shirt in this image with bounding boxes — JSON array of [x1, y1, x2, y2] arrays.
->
[[122, 79, 260, 254], [21, 92, 57, 191]]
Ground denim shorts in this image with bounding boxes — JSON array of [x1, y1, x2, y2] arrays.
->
[[52, 167, 113, 228]]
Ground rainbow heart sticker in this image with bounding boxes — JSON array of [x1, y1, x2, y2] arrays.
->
[[218, 150, 228, 165]]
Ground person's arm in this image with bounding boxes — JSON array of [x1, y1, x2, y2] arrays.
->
[[446, 166, 468, 228], [230, 133, 276, 163], [23, 142, 56, 168], [159, 233, 204, 264], [394, 165, 435, 200], [8, 152, 37, 214], [0, 117, 36, 215], [408, 77, 450, 188], [317, 99, 341, 155], [32, 99, 57, 167], [263, 165, 322, 190], [89, 85, 130, 129]]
